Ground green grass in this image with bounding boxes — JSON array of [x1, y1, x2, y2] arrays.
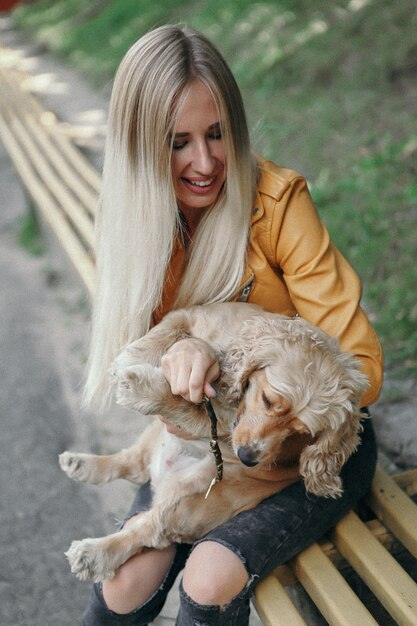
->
[[18, 209, 45, 257], [312, 140, 417, 375], [13, 0, 417, 380]]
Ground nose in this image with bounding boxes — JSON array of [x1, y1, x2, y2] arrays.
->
[[192, 139, 215, 174], [237, 445, 260, 467]]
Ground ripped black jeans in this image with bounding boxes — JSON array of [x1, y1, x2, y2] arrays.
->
[[80, 418, 377, 626]]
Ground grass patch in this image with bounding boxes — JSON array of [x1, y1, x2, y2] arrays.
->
[[312, 139, 417, 376], [18, 209, 45, 257]]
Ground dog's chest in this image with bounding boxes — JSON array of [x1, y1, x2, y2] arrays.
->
[[149, 431, 209, 486]]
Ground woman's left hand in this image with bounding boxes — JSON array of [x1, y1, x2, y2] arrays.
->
[[160, 337, 219, 404]]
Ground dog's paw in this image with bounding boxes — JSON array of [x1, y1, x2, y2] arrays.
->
[[114, 365, 168, 415], [59, 452, 104, 485], [65, 538, 117, 582], [113, 366, 141, 407]]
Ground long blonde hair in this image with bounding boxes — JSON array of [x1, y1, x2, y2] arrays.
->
[[84, 24, 258, 408]]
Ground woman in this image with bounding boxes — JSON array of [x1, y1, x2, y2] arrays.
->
[[81, 24, 383, 625]]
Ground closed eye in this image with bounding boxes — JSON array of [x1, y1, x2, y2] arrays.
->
[[241, 379, 250, 393], [172, 139, 188, 150], [208, 123, 222, 141], [171, 122, 222, 150], [262, 391, 272, 409]]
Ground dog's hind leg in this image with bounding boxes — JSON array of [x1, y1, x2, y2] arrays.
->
[[59, 420, 160, 486], [66, 485, 212, 582], [65, 508, 173, 581], [65, 453, 221, 581]]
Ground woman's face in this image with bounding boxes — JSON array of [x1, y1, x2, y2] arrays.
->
[[171, 80, 227, 220]]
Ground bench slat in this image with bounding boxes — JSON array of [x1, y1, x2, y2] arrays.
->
[[0, 110, 95, 295], [4, 111, 95, 251], [332, 510, 417, 625], [1, 67, 101, 199], [27, 101, 102, 195], [367, 465, 417, 559], [254, 574, 308, 626], [26, 113, 99, 216], [46, 122, 102, 200], [394, 468, 417, 496], [292, 542, 378, 625]]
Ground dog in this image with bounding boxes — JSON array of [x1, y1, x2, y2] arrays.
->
[[59, 302, 368, 582]]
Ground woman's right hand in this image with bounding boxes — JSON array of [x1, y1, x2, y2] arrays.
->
[[157, 414, 196, 439]]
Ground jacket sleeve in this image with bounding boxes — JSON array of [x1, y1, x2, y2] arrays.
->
[[271, 175, 383, 406]]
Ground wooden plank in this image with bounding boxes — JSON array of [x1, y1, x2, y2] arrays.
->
[[332, 511, 417, 625], [49, 122, 102, 197], [254, 574, 308, 626], [273, 518, 394, 587], [6, 111, 95, 251], [394, 468, 417, 496], [367, 466, 417, 559], [25, 112, 99, 216], [0, 67, 102, 197], [274, 564, 298, 587], [0, 110, 95, 296], [292, 542, 378, 625]]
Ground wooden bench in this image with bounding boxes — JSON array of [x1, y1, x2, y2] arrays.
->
[[255, 466, 417, 625], [1, 63, 416, 626], [0, 64, 97, 296]]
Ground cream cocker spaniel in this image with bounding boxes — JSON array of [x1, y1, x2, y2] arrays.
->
[[60, 302, 368, 582]]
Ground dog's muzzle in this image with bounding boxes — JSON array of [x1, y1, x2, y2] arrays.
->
[[237, 445, 260, 467]]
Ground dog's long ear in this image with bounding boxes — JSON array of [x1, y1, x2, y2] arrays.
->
[[218, 315, 284, 404], [299, 357, 369, 498], [300, 411, 363, 498], [218, 346, 255, 405]]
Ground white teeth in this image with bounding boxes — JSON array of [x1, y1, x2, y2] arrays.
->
[[189, 178, 214, 187]]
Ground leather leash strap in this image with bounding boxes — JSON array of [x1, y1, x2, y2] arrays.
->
[[203, 397, 224, 498]]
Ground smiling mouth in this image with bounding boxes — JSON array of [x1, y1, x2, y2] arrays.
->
[[184, 177, 215, 188]]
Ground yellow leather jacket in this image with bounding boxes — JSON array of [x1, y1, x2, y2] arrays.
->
[[156, 158, 383, 407]]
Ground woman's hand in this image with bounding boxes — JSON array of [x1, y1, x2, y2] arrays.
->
[[159, 337, 219, 439], [157, 414, 196, 439], [161, 337, 219, 403]]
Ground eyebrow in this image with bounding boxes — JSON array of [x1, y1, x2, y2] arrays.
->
[[173, 122, 221, 138]]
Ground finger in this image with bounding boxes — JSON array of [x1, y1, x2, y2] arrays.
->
[[203, 381, 217, 398], [173, 364, 195, 399], [206, 361, 220, 384], [188, 361, 211, 403], [202, 362, 220, 398], [160, 354, 172, 384], [162, 354, 191, 398], [157, 415, 194, 440]]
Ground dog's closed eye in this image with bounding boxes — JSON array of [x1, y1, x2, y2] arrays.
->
[[262, 391, 272, 410], [241, 379, 249, 393]]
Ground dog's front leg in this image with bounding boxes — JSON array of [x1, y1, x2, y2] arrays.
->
[[111, 309, 192, 372], [115, 363, 211, 437], [113, 363, 172, 414], [59, 421, 161, 486]]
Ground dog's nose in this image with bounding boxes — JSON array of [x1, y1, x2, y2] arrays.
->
[[237, 445, 259, 467]]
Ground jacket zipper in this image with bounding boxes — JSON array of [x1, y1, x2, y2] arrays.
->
[[228, 273, 255, 303]]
